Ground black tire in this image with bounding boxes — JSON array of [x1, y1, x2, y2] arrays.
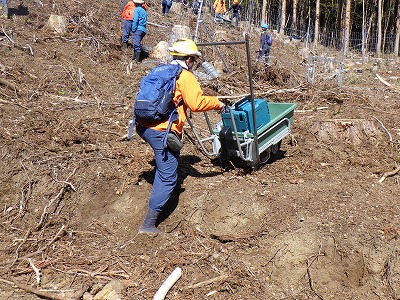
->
[[271, 141, 282, 155]]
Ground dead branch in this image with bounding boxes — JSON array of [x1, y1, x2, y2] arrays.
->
[[186, 274, 229, 289], [379, 166, 400, 183], [376, 74, 400, 92], [36, 185, 71, 230], [372, 116, 393, 142], [147, 21, 168, 28], [0, 99, 29, 110], [209, 233, 252, 243], [216, 94, 248, 99], [1, 25, 14, 44], [0, 278, 85, 300], [256, 84, 307, 97], [14, 225, 67, 262], [305, 243, 325, 300], [0, 78, 20, 93]]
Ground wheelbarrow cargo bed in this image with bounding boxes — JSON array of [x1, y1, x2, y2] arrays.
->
[[212, 99, 297, 165]]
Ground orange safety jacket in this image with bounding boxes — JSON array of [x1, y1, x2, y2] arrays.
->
[[138, 68, 221, 136], [121, 1, 147, 20], [213, 0, 226, 14]]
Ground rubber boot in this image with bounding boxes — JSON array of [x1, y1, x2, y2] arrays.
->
[[134, 51, 141, 63], [138, 208, 161, 234], [122, 42, 128, 51]]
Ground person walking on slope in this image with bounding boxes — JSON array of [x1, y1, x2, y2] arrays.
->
[[161, 0, 172, 16], [120, 0, 147, 50], [1, 0, 8, 18], [213, 0, 226, 24], [131, 0, 147, 62], [257, 23, 272, 64], [227, 0, 241, 27], [136, 39, 225, 234]]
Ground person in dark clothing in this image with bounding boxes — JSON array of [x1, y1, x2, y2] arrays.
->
[[257, 23, 272, 64], [162, 0, 172, 16], [228, 0, 241, 27]]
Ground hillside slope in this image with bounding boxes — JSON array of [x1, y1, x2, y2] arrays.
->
[[1, 0, 400, 299]]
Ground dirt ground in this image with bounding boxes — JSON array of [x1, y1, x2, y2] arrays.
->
[[1, 0, 400, 299]]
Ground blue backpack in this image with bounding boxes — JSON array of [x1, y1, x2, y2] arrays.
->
[[127, 64, 183, 145]]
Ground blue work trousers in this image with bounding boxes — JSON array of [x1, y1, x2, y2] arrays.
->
[[1, 0, 8, 16], [132, 30, 146, 52], [257, 45, 270, 63], [214, 12, 223, 23], [136, 125, 179, 212], [162, 0, 172, 14], [122, 19, 133, 43], [231, 13, 239, 27]]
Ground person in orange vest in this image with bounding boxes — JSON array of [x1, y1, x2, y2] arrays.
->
[[213, 0, 226, 24], [136, 39, 225, 233], [120, 0, 147, 50]]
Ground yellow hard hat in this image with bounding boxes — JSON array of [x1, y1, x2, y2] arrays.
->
[[169, 39, 202, 58], [233, 0, 239, 4]]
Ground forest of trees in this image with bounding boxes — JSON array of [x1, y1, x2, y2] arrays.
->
[[233, 0, 400, 57]]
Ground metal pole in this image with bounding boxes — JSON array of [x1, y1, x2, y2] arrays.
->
[[245, 33, 260, 164]]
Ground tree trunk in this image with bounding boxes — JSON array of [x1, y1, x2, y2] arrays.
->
[[394, 0, 400, 56], [261, 0, 267, 24], [279, 0, 286, 35], [314, 0, 320, 49], [292, 0, 298, 36], [376, 0, 382, 57], [343, 0, 351, 57]]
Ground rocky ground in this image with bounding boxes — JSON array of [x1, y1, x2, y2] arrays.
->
[[1, 0, 400, 299]]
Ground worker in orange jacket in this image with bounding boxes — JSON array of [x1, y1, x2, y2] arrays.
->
[[136, 39, 225, 234], [213, 0, 226, 24], [120, 0, 147, 50]]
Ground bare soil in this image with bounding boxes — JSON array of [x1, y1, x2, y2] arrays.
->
[[1, 0, 400, 299]]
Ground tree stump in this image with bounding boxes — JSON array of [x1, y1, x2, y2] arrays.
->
[[151, 41, 170, 62], [311, 119, 384, 145], [171, 25, 191, 44], [47, 15, 67, 34]]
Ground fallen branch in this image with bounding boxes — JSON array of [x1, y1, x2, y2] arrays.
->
[[0, 279, 85, 300], [257, 84, 307, 97], [0, 78, 20, 93], [13, 225, 67, 262], [147, 21, 168, 28], [36, 184, 71, 230], [187, 274, 228, 289], [27, 258, 41, 285], [216, 93, 248, 100], [372, 116, 393, 142], [376, 74, 400, 92], [1, 25, 14, 44], [379, 166, 400, 183], [154, 267, 182, 300], [305, 243, 325, 300]]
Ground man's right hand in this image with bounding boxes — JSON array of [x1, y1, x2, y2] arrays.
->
[[217, 101, 226, 114]]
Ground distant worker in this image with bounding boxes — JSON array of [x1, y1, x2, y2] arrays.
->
[[213, 0, 226, 24], [136, 39, 225, 234], [162, 0, 172, 16], [131, 0, 147, 62], [120, 0, 147, 50], [258, 23, 272, 64], [228, 0, 241, 27], [192, 0, 201, 15], [1, 0, 8, 18]]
